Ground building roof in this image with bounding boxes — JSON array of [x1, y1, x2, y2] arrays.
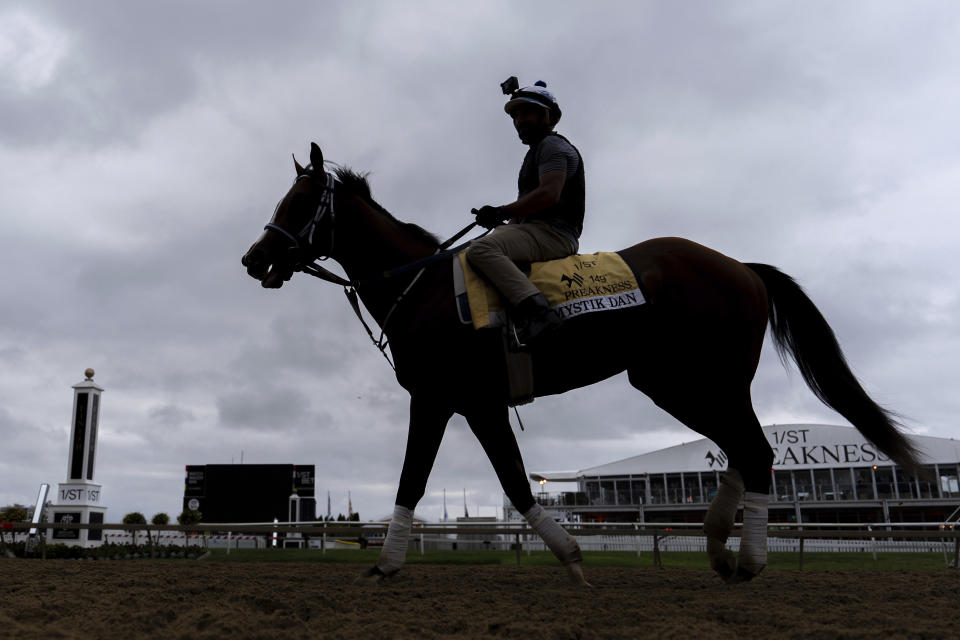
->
[[530, 424, 960, 482]]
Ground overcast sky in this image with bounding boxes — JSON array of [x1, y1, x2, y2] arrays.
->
[[2, 1, 958, 522]]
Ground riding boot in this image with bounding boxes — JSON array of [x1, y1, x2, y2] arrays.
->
[[513, 293, 561, 345]]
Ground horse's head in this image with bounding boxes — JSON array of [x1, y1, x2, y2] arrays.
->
[[242, 142, 338, 288]]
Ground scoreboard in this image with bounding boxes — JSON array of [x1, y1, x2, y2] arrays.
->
[[183, 464, 316, 523]]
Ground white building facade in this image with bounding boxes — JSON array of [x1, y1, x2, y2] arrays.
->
[[511, 424, 960, 525]]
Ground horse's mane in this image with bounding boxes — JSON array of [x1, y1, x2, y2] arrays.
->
[[333, 167, 440, 248]]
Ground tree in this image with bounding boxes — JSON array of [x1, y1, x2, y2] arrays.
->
[[1, 506, 28, 522], [150, 513, 170, 546], [177, 509, 202, 548], [177, 509, 201, 525], [122, 512, 147, 546]]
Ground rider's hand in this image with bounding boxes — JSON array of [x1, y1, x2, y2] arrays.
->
[[472, 205, 507, 230]]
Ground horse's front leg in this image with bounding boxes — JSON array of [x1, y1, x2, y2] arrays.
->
[[464, 404, 591, 587], [358, 394, 453, 583]]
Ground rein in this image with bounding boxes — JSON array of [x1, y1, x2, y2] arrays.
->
[[298, 226, 486, 371]]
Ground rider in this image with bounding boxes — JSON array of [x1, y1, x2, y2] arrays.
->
[[467, 78, 585, 344]]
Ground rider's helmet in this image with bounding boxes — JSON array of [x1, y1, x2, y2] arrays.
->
[[504, 80, 562, 124]]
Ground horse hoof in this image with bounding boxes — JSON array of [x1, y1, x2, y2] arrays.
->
[[354, 565, 387, 585], [709, 548, 737, 582], [566, 561, 593, 588], [724, 565, 760, 584]]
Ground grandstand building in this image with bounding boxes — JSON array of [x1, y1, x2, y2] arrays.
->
[[509, 424, 960, 525]]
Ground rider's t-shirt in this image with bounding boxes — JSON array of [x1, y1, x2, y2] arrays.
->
[[530, 134, 581, 179], [518, 133, 585, 243]]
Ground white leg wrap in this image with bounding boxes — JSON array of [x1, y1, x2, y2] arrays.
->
[[376, 505, 413, 575], [738, 491, 769, 574], [523, 504, 581, 564], [703, 469, 744, 543]]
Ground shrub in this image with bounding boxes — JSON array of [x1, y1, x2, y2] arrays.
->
[[177, 509, 202, 526]]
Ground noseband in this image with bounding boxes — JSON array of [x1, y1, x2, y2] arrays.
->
[[264, 170, 337, 265]]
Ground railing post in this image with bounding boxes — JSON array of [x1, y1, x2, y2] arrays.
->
[[515, 533, 521, 567], [798, 536, 804, 570], [953, 536, 959, 569], [226, 530, 232, 555], [653, 534, 662, 568], [635, 523, 641, 557]]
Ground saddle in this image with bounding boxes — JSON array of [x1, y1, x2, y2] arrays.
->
[[453, 250, 646, 406]]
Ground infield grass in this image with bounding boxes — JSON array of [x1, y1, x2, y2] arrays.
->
[[200, 548, 954, 570]]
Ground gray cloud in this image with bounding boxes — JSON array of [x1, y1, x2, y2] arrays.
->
[[147, 403, 194, 427], [2, 1, 958, 522]]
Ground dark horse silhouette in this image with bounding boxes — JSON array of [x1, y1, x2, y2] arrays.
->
[[242, 143, 921, 584]]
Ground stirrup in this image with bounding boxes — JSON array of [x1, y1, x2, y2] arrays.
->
[[507, 317, 527, 350], [508, 308, 562, 349]]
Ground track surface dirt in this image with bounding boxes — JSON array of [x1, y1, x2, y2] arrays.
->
[[2, 560, 959, 639]]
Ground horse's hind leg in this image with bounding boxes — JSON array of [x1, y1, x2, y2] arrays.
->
[[701, 404, 773, 582], [629, 367, 772, 582], [703, 467, 743, 581], [726, 419, 773, 582]]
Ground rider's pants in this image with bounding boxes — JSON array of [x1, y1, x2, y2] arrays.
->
[[466, 221, 576, 306]]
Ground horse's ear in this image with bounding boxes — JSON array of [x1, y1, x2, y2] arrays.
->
[[310, 142, 324, 171], [293, 154, 306, 176]]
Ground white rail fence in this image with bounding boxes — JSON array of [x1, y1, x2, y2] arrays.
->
[[4, 520, 958, 566]]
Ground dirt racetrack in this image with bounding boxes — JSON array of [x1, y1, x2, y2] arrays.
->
[[3, 559, 959, 639]]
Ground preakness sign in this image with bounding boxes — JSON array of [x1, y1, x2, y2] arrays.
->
[[767, 426, 892, 468], [665, 425, 897, 477], [534, 424, 960, 481]]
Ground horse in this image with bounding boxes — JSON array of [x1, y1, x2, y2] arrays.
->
[[241, 142, 921, 585]]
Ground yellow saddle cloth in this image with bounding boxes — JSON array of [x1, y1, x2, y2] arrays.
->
[[454, 250, 646, 329]]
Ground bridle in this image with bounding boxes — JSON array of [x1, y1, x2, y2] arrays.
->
[[255, 156, 521, 424], [259, 165, 486, 371], [264, 170, 338, 269]]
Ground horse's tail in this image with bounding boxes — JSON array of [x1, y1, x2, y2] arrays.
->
[[745, 262, 923, 473]]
